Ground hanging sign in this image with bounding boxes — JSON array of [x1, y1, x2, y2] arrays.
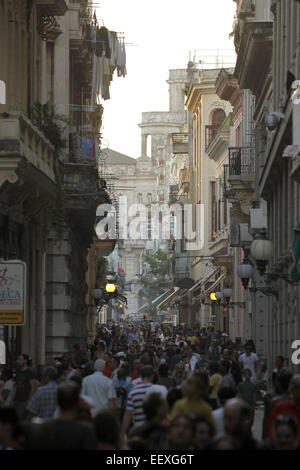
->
[[0, 261, 26, 325]]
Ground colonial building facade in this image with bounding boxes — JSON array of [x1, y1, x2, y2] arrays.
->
[[0, 1, 119, 364]]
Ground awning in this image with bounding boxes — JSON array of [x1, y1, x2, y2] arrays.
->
[[137, 288, 175, 314], [152, 288, 175, 308], [194, 272, 226, 302], [176, 268, 221, 302], [137, 302, 152, 314], [156, 287, 186, 311]]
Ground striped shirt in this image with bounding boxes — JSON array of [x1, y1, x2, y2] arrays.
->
[[126, 382, 154, 424]]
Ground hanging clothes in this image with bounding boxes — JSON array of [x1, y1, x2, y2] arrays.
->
[[96, 26, 111, 58]]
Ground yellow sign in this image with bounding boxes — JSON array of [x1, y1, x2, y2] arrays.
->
[[0, 261, 26, 325]]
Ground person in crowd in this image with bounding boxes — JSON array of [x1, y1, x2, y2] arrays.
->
[[0, 368, 14, 407], [208, 340, 221, 362], [183, 348, 198, 372], [170, 371, 214, 428], [195, 351, 210, 372], [208, 362, 222, 410], [0, 407, 20, 450], [61, 355, 77, 379], [224, 398, 267, 450], [121, 365, 155, 436], [266, 374, 300, 449], [194, 417, 215, 449], [14, 354, 38, 420], [237, 369, 257, 426], [81, 359, 116, 417], [27, 367, 58, 420], [46, 382, 97, 450], [212, 386, 237, 436], [94, 409, 128, 450], [156, 363, 176, 390], [263, 369, 293, 438], [172, 362, 186, 387], [128, 392, 169, 449], [271, 356, 286, 391], [221, 348, 242, 385], [110, 356, 121, 385], [167, 415, 195, 450], [270, 414, 298, 450], [218, 360, 237, 396], [239, 344, 259, 383], [71, 344, 88, 367]]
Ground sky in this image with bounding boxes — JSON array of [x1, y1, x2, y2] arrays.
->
[[96, 0, 237, 158]]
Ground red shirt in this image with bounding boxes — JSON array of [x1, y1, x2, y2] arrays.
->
[[266, 399, 300, 449], [103, 366, 112, 378]]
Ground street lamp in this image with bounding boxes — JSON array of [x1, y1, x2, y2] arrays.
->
[[237, 258, 254, 289], [250, 229, 274, 276], [223, 287, 233, 305], [105, 282, 116, 293]]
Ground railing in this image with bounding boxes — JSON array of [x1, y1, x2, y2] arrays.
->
[[172, 133, 189, 144], [172, 133, 189, 154], [228, 146, 255, 177], [238, 0, 255, 17], [0, 111, 56, 182], [205, 124, 220, 150], [223, 164, 231, 196]]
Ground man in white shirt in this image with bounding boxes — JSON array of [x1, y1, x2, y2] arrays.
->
[[239, 345, 259, 383], [82, 359, 116, 417]]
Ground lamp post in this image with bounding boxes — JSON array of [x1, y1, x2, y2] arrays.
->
[[250, 229, 274, 276], [223, 287, 232, 335], [237, 257, 254, 288]]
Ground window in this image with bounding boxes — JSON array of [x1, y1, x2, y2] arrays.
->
[[0, 80, 6, 104], [212, 109, 226, 127], [147, 193, 152, 204], [205, 109, 226, 149], [137, 193, 143, 204]]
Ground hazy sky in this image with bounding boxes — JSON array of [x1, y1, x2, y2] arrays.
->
[[96, 0, 236, 158]]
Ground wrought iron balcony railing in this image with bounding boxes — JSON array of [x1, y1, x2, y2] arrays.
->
[[223, 164, 231, 196], [228, 146, 255, 177]]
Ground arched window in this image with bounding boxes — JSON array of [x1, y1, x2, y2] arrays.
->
[[205, 108, 226, 149], [211, 108, 226, 127], [0, 80, 6, 105]]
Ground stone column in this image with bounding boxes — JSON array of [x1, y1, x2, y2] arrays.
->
[[141, 134, 148, 156]]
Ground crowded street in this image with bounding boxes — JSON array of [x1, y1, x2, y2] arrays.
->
[[0, 322, 300, 450]]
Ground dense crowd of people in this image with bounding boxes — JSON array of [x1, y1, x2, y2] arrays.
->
[[0, 321, 299, 450]]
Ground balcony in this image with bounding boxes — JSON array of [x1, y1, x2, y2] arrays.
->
[[205, 124, 220, 150], [62, 162, 109, 241], [238, 0, 256, 18], [36, 0, 68, 16], [0, 111, 56, 188], [172, 133, 189, 154], [229, 146, 255, 177], [234, 20, 273, 98], [224, 147, 256, 224]]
